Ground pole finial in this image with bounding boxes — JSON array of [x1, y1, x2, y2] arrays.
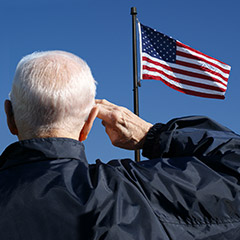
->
[[131, 7, 137, 15]]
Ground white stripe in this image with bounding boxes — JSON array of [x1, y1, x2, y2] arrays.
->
[[142, 53, 227, 88], [170, 60, 227, 85], [142, 69, 225, 96], [142, 60, 227, 90], [177, 55, 230, 80], [177, 45, 231, 71], [142, 52, 228, 85], [172, 59, 227, 85]]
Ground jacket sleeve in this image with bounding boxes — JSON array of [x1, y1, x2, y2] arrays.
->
[[142, 116, 240, 181], [103, 116, 240, 236]]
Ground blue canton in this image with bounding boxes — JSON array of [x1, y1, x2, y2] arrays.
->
[[141, 24, 177, 63]]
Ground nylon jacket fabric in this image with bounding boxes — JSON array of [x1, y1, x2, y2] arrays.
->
[[0, 116, 240, 240]]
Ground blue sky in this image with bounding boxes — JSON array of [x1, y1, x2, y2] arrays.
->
[[0, 0, 239, 163]]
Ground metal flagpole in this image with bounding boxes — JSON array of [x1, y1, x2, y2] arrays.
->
[[131, 7, 140, 162]]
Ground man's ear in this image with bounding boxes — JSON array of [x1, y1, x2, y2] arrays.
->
[[79, 106, 98, 142], [4, 100, 18, 135]]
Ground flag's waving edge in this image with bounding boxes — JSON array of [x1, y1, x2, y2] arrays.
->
[[138, 22, 231, 99], [138, 21, 143, 84]]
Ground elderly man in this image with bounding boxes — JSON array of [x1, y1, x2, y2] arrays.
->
[[1, 50, 240, 240]]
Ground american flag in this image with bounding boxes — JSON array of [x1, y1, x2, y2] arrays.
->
[[139, 23, 231, 99]]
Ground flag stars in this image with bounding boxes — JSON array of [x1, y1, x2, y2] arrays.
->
[[141, 24, 176, 63]]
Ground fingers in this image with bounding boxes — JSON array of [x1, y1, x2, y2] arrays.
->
[[96, 99, 119, 124], [95, 99, 114, 106], [95, 99, 153, 150], [96, 104, 111, 122]]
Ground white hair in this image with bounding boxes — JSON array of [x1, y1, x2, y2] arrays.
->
[[10, 50, 96, 138]]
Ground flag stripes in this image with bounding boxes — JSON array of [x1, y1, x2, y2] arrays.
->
[[139, 23, 231, 99], [142, 54, 227, 89]]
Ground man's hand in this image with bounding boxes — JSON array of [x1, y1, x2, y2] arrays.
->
[[96, 99, 153, 150]]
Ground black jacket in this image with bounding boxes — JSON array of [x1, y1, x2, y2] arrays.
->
[[0, 116, 240, 240]]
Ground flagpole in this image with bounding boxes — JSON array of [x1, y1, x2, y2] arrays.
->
[[131, 7, 140, 162]]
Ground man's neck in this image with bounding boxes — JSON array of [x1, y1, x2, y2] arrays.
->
[[18, 128, 80, 141]]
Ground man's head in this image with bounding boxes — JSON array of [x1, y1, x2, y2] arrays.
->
[[5, 50, 96, 140]]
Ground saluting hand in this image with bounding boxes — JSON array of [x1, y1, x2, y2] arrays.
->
[[96, 99, 152, 150]]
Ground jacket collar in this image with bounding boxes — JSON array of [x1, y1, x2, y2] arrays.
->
[[0, 138, 87, 170]]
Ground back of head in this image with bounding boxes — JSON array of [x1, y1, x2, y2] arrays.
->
[[10, 50, 96, 139]]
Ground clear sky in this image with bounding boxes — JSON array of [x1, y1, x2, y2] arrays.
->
[[0, 0, 239, 163]]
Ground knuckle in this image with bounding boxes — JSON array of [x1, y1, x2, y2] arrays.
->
[[101, 99, 109, 105], [98, 99, 106, 104], [97, 99, 107, 105]]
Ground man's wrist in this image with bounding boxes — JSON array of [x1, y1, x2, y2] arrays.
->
[[135, 122, 153, 150]]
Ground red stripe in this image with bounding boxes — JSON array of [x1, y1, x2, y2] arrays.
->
[[143, 65, 226, 92], [176, 59, 228, 82], [176, 50, 230, 76], [142, 74, 225, 99], [142, 56, 227, 87], [177, 41, 229, 66]]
